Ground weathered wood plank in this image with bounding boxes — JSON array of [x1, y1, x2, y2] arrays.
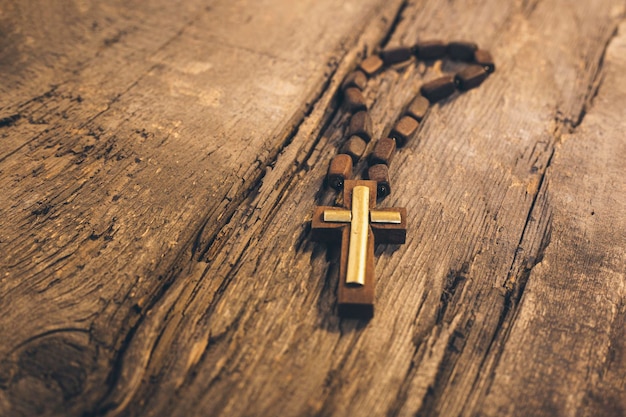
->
[[480, 20, 626, 417], [0, 0, 404, 415], [82, 1, 624, 417], [1, 1, 624, 416]]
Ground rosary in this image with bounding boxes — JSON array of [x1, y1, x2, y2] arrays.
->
[[311, 40, 495, 319]]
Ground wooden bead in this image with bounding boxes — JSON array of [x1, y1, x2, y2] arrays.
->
[[390, 115, 419, 147], [342, 70, 368, 90], [340, 135, 367, 163], [414, 40, 447, 60], [347, 111, 373, 142], [359, 55, 384, 76], [380, 47, 412, 65], [421, 75, 457, 103], [405, 95, 429, 121], [455, 65, 488, 91], [343, 87, 367, 113], [474, 49, 495, 73], [327, 154, 353, 190], [448, 41, 478, 61], [367, 164, 391, 198], [369, 137, 396, 166]]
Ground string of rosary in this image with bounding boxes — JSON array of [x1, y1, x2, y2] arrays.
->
[[312, 40, 495, 318], [326, 40, 495, 198]]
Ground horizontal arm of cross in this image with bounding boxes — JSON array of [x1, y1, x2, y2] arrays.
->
[[310, 206, 346, 242], [370, 208, 407, 244], [311, 206, 406, 244]]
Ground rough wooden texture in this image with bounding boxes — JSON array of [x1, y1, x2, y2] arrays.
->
[[0, 1, 625, 417]]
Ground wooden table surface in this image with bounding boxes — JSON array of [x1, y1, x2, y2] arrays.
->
[[1, 1, 625, 416]]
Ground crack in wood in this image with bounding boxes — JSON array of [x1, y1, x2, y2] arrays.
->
[[0, 113, 21, 128], [436, 263, 471, 325], [503, 147, 554, 293], [379, 0, 410, 49], [561, 23, 622, 131]]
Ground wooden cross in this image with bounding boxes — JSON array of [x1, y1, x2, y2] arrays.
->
[[311, 180, 406, 319]]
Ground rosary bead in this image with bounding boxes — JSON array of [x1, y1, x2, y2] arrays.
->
[[380, 47, 413, 65], [344, 87, 367, 113], [369, 137, 396, 166], [413, 40, 447, 60], [390, 115, 419, 147], [405, 95, 430, 121], [474, 49, 495, 73], [340, 135, 367, 163], [367, 164, 391, 198], [455, 65, 488, 91], [359, 55, 384, 76], [448, 41, 478, 61], [347, 110, 373, 142], [327, 154, 353, 190], [421, 75, 457, 103], [342, 70, 368, 91]]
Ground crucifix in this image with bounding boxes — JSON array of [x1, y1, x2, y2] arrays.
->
[[311, 180, 406, 319]]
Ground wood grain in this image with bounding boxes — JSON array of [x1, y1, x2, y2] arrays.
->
[[0, 0, 404, 415], [481, 20, 626, 417], [0, 0, 624, 416]]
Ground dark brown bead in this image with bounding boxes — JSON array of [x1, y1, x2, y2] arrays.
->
[[343, 87, 367, 113], [380, 47, 412, 65], [359, 55, 384, 76], [448, 41, 478, 61], [414, 40, 447, 60], [455, 65, 489, 91], [340, 135, 367, 163], [327, 154, 353, 190], [370, 137, 396, 166], [474, 49, 495, 73], [420, 75, 457, 103], [390, 116, 419, 147], [342, 70, 368, 90], [405, 95, 430, 121], [367, 164, 391, 198], [347, 111, 373, 142]]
